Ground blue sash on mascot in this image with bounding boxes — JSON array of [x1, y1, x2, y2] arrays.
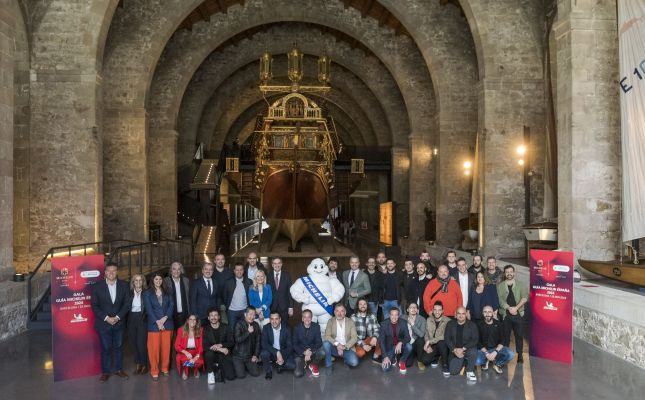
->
[[300, 276, 334, 315]]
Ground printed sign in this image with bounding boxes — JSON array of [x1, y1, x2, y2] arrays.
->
[[51, 255, 105, 381], [529, 249, 574, 364]]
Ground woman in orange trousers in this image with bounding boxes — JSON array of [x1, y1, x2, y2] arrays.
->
[[144, 273, 174, 381]]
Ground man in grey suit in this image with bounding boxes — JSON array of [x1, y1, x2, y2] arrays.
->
[[163, 261, 191, 328], [342, 256, 371, 316]]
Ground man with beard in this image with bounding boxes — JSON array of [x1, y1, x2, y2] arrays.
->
[[414, 262, 431, 318], [376, 252, 387, 273], [365, 257, 384, 319], [476, 305, 514, 374], [445, 251, 459, 279], [419, 250, 438, 278], [419, 301, 451, 376], [468, 255, 484, 275], [382, 258, 403, 318], [327, 257, 341, 281], [423, 265, 463, 318], [351, 298, 381, 362], [485, 256, 503, 285], [203, 308, 236, 384], [232, 307, 262, 378], [497, 265, 528, 363], [444, 307, 479, 382], [401, 259, 418, 315]]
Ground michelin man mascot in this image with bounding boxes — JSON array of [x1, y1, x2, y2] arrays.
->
[[290, 258, 345, 336]]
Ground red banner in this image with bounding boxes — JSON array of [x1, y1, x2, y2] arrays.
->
[[51, 255, 105, 381], [529, 249, 574, 364]]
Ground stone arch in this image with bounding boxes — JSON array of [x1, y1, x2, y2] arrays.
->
[[174, 24, 405, 168]]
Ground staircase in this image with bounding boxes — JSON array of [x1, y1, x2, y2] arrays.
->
[[240, 171, 255, 204]]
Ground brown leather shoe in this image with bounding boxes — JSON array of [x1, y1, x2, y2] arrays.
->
[[99, 374, 110, 382], [114, 370, 129, 379], [140, 365, 148, 374]]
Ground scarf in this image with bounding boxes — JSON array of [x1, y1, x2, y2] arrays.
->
[[438, 276, 451, 293]]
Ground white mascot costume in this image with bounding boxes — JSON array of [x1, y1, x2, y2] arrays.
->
[[290, 258, 345, 337]]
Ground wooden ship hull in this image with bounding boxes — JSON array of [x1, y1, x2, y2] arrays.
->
[[578, 259, 645, 287]]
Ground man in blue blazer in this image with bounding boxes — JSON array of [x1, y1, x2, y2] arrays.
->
[[260, 313, 296, 380], [91, 263, 130, 382], [378, 307, 412, 374], [191, 262, 219, 326]]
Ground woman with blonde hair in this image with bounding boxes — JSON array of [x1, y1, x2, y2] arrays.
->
[[248, 270, 272, 327], [128, 274, 148, 374], [174, 314, 204, 379]]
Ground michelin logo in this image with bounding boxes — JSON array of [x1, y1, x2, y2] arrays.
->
[[543, 301, 558, 311], [71, 313, 88, 323]]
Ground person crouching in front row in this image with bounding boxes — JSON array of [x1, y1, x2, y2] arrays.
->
[[323, 303, 359, 375], [378, 307, 412, 374], [232, 307, 262, 378], [292, 309, 326, 378], [174, 314, 203, 380], [260, 312, 296, 380], [203, 307, 236, 384]]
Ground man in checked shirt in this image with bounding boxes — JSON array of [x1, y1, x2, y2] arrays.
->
[[351, 298, 382, 363]]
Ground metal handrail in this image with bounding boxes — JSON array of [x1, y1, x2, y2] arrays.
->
[[27, 239, 141, 321], [107, 239, 195, 282]]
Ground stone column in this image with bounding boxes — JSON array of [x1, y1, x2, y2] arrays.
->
[[408, 134, 435, 244], [479, 78, 544, 258], [554, 0, 620, 262], [391, 146, 410, 243], [149, 129, 178, 239], [0, 3, 15, 280], [103, 108, 148, 242]]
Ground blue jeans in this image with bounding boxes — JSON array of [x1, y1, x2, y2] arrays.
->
[[98, 324, 125, 373], [475, 346, 515, 367], [227, 309, 246, 332], [381, 300, 399, 319], [368, 302, 379, 318], [382, 342, 413, 372], [322, 341, 359, 368]]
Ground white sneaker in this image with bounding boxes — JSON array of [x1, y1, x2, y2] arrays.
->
[[207, 372, 215, 385], [466, 371, 477, 382]]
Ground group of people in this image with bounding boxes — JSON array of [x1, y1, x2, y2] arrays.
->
[[91, 249, 527, 385]]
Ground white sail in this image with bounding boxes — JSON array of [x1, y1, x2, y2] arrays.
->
[[618, 0, 645, 242]]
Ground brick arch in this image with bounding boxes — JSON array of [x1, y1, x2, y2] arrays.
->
[[172, 24, 402, 168]]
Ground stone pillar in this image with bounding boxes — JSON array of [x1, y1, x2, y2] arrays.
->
[[391, 146, 410, 243], [408, 134, 434, 244], [103, 108, 148, 242], [555, 0, 620, 262], [149, 129, 178, 239], [435, 105, 477, 248], [0, 2, 15, 280], [479, 78, 544, 258]]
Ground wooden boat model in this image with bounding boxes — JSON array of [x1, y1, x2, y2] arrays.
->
[[578, 259, 645, 287]]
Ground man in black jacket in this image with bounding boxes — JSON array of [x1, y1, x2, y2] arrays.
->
[[91, 263, 130, 382], [203, 308, 236, 384], [232, 307, 261, 378], [162, 261, 191, 328], [260, 313, 296, 379], [444, 306, 479, 382], [244, 252, 267, 281], [476, 305, 515, 374], [266, 257, 293, 324], [365, 257, 384, 319], [190, 262, 218, 326], [223, 262, 252, 330], [415, 262, 431, 318], [292, 310, 325, 378]]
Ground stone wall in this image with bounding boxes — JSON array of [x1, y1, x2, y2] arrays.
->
[[555, 0, 621, 265], [0, 272, 49, 342]]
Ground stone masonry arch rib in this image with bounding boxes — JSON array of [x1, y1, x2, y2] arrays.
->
[[174, 24, 407, 168]]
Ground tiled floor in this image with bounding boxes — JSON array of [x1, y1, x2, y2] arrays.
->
[[2, 330, 643, 400]]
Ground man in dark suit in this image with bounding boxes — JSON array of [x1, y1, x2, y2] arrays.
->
[[342, 256, 371, 316], [267, 257, 293, 325], [378, 307, 412, 373], [91, 262, 130, 382], [190, 262, 219, 326], [260, 312, 296, 380], [223, 262, 252, 330], [163, 261, 191, 328]]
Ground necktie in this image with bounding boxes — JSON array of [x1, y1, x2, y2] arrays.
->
[[206, 279, 211, 295], [275, 273, 280, 289], [350, 271, 355, 286]]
